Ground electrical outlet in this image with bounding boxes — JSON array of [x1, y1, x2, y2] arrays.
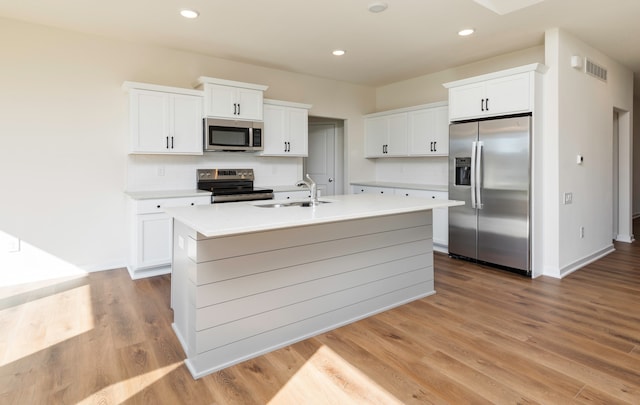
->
[[580, 226, 585, 239], [563, 192, 573, 205], [157, 166, 165, 176]]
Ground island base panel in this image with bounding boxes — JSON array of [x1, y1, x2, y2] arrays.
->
[[171, 210, 435, 379], [184, 284, 433, 378]]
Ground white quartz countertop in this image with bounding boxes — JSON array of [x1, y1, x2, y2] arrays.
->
[[125, 189, 211, 200], [350, 181, 448, 192], [165, 193, 463, 238]]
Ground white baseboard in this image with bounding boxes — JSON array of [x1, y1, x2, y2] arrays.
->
[[557, 244, 615, 279], [126, 265, 171, 280]]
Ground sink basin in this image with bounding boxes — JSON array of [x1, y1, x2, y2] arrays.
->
[[255, 200, 332, 208]]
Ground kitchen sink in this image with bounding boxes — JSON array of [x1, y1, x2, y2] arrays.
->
[[254, 200, 332, 208]]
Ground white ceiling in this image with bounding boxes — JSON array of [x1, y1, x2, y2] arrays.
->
[[1, 0, 639, 89]]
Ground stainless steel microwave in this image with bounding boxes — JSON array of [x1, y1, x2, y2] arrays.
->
[[203, 118, 263, 152]]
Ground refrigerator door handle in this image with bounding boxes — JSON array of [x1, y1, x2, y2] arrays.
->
[[471, 141, 477, 209], [476, 141, 484, 209]]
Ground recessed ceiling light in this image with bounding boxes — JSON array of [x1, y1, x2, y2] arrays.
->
[[332, 49, 346, 56], [368, 2, 388, 13], [180, 9, 199, 19], [458, 28, 475, 36]]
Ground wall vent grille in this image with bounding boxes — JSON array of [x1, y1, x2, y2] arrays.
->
[[585, 58, 608, 82]]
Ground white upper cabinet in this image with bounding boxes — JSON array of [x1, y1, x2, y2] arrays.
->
[[407, 105, 449, 156], [261, 99, 311, 157], [124, 82, 204, 155], [196, 77, 268, 121], [364, 102, 448, 158], [364, 112, 408, 157], [444, 63, 547, 121]]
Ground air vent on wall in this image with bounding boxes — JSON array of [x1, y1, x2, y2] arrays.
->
[[585, 58, 608, 82]]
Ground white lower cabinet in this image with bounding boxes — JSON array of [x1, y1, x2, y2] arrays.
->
[[273, 190, 311, 200], [128, 196, 210, 279], [352, 185, 449, 251], [351, 185, 394, 195]]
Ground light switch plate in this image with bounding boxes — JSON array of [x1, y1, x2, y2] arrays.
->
[[563, 192, 573, 205]]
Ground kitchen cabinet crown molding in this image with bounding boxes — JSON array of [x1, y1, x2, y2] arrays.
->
[[122, 81, 203, 97], [364, 100, 447, 119], [195, 76, 268, 91], [264, 98, 312, 110], [442, 63, 548, 89]]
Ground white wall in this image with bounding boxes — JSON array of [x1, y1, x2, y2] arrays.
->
[[634, 98, 640, 217], [0, 17, 375, 273], [544, 28, 634, 277]]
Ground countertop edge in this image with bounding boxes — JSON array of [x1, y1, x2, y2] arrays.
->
[[125, 189, 212, 200], [165, 195, 463, 239]]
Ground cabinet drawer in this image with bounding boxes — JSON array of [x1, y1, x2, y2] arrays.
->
[[133, 196, 211, 214], [352, 186, 392, 195], [273, 190, 312, 200]]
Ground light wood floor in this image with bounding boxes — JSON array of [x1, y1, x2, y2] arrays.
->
[[2, 222, 639, 404]]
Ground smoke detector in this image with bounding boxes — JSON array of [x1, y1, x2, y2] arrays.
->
[[368, 2, 388, 13]]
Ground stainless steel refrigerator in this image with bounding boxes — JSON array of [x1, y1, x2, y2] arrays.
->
[[448, 114, 531, 275]]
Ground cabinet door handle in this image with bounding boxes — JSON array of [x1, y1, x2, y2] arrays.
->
[[166, 136, 169, 149], [233, 103, 238, 115], [237, 103, 241, 115], [485, 98, 489, 111], [171, 136, 174, 149], [433, 141, 437, 152], [480, 99, 484, 111]]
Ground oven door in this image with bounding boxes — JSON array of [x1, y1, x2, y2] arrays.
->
[[204, 118, 252, 151]]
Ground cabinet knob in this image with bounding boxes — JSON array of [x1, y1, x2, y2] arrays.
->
[[191, 203, 195, 205], [156, 205, 161, 208]]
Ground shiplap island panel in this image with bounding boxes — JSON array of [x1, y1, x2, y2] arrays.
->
[[165, 194, 463, 379]]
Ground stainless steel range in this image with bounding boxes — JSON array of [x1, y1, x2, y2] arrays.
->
[[196, 169, 274, 203]]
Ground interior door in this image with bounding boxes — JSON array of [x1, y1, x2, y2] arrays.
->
[[477, 115, 531, 271], [307, 123, 336, 196]]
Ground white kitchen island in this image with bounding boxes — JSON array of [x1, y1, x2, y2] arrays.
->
[[165, 193, 463, 379]]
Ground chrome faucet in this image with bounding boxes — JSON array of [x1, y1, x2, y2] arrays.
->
[[296, 174, 319, 205]]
